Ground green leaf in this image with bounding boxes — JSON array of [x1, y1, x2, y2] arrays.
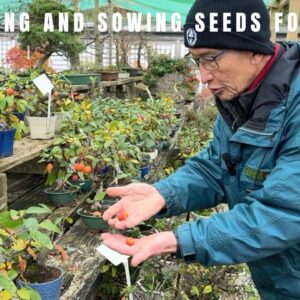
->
[[38, 220, 60, 233], [30, 230, 53, 250], [202, 285, 212, 294], [0, 211, 23, 229], [104, 140, 113, 148], [24, 218, 39, 231], [65, 217, 73, 224], [8, 269, 18, 280], [0, 273, 17, 294], [190, 286, 200, 297], [94, 192, 106, 202], [9, 210, 20, 221], [100, 264, 110, 273], [26, 205, 52, 215], [17, 288, 31, 300], [27, 288, 42, 300], [145, 138, 155, 149]]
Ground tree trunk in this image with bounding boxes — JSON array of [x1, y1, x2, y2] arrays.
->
[[37, 53, 52, 69], [94, 0, 103, 67], [71, 0, 81, 69]]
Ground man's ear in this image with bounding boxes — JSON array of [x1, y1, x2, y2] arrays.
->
[[250, 52, 265, 65]]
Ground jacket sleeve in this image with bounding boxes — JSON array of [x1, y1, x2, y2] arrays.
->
[[175, 128, 300, 266], [153, 116, 225, 217]]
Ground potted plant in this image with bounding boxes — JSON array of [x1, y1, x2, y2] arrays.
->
[[69, 157, 94, 192], [41, 160, 79, 206], [124, 67, 142, 77], [61, 73, 101, 85], [99, 65, 120, 81], [0, 204, 67, 300], [26, 92, 57, 139], [77, 190, 115, 231], [0, 91, 28, 157]]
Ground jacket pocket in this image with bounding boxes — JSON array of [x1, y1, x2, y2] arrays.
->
[[240, 165, 270, 193]]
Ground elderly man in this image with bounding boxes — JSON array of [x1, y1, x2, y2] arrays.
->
[[101, 0, 300, 298]]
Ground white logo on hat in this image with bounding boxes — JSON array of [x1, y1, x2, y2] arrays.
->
[[186, 28, 197, 46]]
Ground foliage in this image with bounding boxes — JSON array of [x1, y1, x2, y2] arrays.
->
[[6, 46, 53, 73], [0, 89, 27, 139], [144, 55, 188, 89], [144, 55, 199, 104], [40, 96, 179, 186], [0, 205, 64, 300], [18, 0, 84, 68]]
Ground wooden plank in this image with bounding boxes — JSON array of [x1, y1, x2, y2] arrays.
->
[[46, 219, 105, 300], [269, 6, 278, 42], [0, 173, 7, 211], [7, 174, 44, 204], [287, 0, 300, 41], [6, 157, 46, 175], [9, 183, 94, 220], [278, 0, 289, 9], [72, 76, 143, 91], [0, 138, 53, 173]]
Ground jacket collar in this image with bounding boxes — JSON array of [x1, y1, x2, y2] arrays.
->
[[216, 42, 300, 133]]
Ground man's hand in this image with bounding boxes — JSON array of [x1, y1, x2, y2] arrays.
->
[[102, 183, 166, 229], [101, 231, 178, 267]]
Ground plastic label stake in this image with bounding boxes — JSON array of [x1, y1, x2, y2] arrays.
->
[[33, 74, 54, 119], [97, 245, 134, 300]]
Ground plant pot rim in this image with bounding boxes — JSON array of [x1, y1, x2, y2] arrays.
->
[[77, 203, 111, 219], [44, 185, 80, 195], [77, 207, 101, 219], [100, 70, 119, 73], [27, 115, 56, 118], [0, 127, 16, 132], [64, 73, 100, 76], [19, 265, 63, 286]]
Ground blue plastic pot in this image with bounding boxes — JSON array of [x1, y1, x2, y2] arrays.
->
[[0, 128, 16, 157], [18, 266, 63, 300], [140, 166, 150, 179], [13, 112, 25, 121]]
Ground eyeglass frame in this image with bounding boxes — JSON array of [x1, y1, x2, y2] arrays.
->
[[184, 49, 228, 71]]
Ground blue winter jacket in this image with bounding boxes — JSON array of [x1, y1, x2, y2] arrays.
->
[[153, 42, 300, 299]]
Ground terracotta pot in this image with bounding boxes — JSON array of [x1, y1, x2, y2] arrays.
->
[[100, 71, 119, 81]]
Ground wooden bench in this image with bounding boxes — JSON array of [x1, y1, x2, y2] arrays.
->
[[0, 137, 53, 211], [72, 76, 144, 99]]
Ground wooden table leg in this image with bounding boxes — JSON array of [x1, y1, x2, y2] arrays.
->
[[0, 173, 7, 211]]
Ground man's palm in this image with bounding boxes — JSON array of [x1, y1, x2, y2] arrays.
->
[[102, 183, 166, 229]]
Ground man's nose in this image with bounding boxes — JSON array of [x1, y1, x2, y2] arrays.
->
[[199, 65, 214, 84]]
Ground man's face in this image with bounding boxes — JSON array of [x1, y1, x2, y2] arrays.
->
[[188, 48, 263, 101]]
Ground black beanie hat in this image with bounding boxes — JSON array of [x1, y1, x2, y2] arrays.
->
[[184, 0, 274, 55]]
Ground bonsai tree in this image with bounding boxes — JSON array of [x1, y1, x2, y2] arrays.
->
[[18, 0, 84, 69]]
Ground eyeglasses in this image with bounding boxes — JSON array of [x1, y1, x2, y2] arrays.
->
[[184, 49, 228, 71]]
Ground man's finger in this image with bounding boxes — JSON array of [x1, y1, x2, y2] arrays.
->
[[102, 202, 122, 220], [131, 249, 152, 267], [106, 185, 131, 197]]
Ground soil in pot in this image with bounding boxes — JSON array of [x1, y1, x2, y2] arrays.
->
[[23, 264, 61, 284], [77, 204, 111, 231], [18, 264, 63, 300]]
